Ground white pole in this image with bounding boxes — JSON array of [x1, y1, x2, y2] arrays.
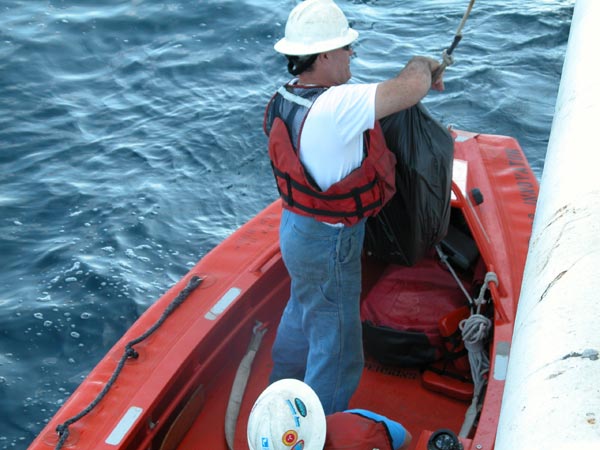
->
[[495, 0, 600, 449]]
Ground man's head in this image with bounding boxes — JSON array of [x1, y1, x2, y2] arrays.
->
[[247, 379, 326, 450], [275, 0, 358, 80]]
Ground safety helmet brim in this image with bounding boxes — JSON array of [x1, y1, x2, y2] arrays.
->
[[274, 28, 358, 56]]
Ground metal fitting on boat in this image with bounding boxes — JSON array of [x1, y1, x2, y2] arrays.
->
[[427, 428, 463, 450]]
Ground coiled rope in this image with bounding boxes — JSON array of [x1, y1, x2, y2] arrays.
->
[[434, 244, 496, 436], [54, 275, 204, 450], [459, 272, 496, 437]]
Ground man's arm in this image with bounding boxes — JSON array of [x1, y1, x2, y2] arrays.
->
[[375, 56, 444, 120]]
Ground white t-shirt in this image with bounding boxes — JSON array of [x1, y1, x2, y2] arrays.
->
[[299, 83, 378, 191]]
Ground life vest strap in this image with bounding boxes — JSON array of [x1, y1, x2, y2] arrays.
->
[[271, 166, 377, 200], [284, 173, 294, 207], [351, 188, 365, 218], [272, 167, 381, 218], [283, 197, 382, 218]]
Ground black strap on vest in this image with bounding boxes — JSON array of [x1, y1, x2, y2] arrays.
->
[[284, 173, 294, 207], [271, 164, 380, 218]]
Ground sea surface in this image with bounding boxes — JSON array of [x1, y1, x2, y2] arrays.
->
[[0, 0, 574, 448]]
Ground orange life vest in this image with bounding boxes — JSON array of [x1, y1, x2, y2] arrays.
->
[[325, 412, 394, 450], [264, 84, 396, 226]]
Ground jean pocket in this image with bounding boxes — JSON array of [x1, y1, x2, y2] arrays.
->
[[337, 232, 360, 265], [282, 225, 332, 283]]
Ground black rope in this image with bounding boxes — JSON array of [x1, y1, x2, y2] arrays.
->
[[54, 275, 204, 450]]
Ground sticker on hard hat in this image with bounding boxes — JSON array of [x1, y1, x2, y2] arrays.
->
[[285, 399, 301, 427], [282, 429, 298, 446], [294, 398, 307, 417]]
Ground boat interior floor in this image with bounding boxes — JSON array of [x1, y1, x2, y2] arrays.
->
[[180, 329, 469, 450], [180, 255, 474, 450]]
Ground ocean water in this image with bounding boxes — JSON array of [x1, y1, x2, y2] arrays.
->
[[0, 0, 573, 448]]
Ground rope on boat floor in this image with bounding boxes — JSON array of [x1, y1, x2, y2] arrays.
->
[[435, 243, 497, 437], [225, 321, 268, 450], [53, 275, 204, 450], [458, 273, 496, 437]]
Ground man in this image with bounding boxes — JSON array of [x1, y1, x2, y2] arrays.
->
[[264, 0, 444, 414], [247, 378, 412, 450]]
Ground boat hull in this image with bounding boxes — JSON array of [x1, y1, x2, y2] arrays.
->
[[29, 130, 538, 450]]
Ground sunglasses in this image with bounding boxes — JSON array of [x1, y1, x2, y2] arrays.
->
[[342, 44, 353, 51]]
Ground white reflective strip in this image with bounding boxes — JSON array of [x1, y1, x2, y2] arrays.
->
[[451, 158, 468, 201], [493, 341, 510, 381], [204, 287, 241, 320], [105, 406, 143, 446], [455, 134, 471, 142], [277, 86, 313, 108]]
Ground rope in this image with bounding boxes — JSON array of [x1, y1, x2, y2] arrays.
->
[[454, 0, 476, 42], [225, 321, 268, 450], [458, 271, 496, 438], [458, 312, 491, 437], [432, 0, 476, 82], [54, 275, 204, 450], [435, 244, 474, 309], [460, 314, 492, 379], [474, 272, 498, 313]]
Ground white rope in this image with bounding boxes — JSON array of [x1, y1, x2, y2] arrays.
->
[[432, 0, 476, 82], [474, 272, 498, 313], [225, 321, 268, 450], [434, 243, 496, 437], [460, 314, 492, 380], [458, 271, 496, 437], [435, 244, 474, 308]]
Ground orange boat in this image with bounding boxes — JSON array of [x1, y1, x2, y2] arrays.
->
[[29, 129, 538, 450]]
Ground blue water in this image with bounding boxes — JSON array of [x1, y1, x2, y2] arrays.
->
[[0, 0, 573, 447]]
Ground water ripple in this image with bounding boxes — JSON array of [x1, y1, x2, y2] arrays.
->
[[0, 0, 573, 446]]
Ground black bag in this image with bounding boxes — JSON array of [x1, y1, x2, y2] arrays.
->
[[364, 102, 454, 266]]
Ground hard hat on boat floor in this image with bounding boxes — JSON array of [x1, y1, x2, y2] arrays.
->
[[247, 378, 326, 450], [274, 0, 358, 56]]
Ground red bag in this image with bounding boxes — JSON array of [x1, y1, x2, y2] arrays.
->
[[325, 412, 392, 450], [361, 258, 469, 367]]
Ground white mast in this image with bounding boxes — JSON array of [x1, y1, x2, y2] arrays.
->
[[495, 0, 600, 448]]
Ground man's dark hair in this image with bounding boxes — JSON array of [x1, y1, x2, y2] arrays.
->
[[286, 54, 319, 76]]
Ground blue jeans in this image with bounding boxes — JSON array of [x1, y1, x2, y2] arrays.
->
[[269, 209, 366, 414]]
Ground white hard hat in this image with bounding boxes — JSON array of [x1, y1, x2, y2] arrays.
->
[[274, 0, 359, 55], [247, 379, 326, 450]]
